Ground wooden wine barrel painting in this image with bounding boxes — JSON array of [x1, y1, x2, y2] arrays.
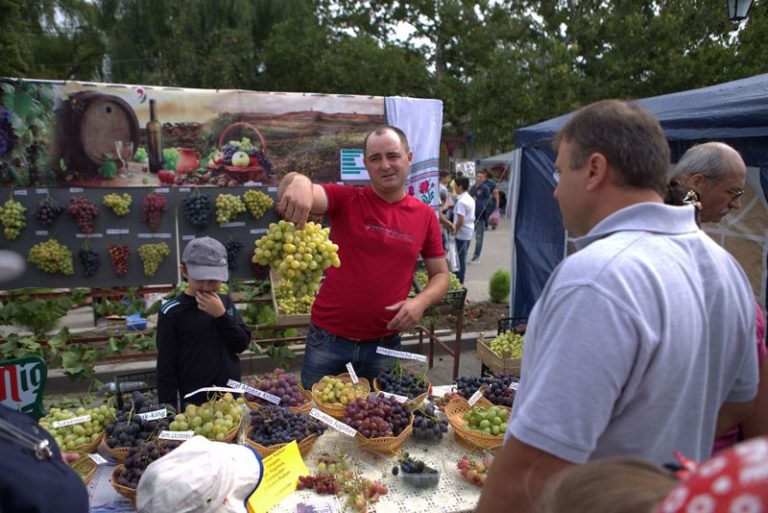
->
[[57, 91, 140, 176]]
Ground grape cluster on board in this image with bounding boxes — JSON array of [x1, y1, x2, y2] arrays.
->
[[138, 242, 170, 277], [67, 195, 99, 233], [342, 394, 411, 438], [34, 196, 64, 227], [102, 193, 132, 216], [247, 404, 326, 446], [224, 238, 243, 271], [106, 391, 176, 449], [1, 198, 26, 239], [183, 192, 211, 228], [107, 243, 130, 277], [168, 392, 243, 441], [242, 189, 274, 219], [252, 220, 340, 314], [78, 246, 100, 277], [140, 192, 168, 231], [114, 440, 179, 489], [28, 238, 74, 275], [215, 193, 246, 224], [245, 368, 307, 407], [38, 404, 116, 451], [376, 367, 429, 399]]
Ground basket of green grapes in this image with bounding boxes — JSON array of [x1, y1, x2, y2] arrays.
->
[[38, 404, 116, 453], [476, 319, 526, 377], [445, 397, 510, 451]]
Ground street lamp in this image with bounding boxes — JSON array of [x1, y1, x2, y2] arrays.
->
[[728, 0, 753, 21]]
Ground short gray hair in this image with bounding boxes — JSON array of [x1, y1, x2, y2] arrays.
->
[[671, 142, 736, 183]]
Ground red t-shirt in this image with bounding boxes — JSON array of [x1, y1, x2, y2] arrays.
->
[[311, 185, 444, 339]]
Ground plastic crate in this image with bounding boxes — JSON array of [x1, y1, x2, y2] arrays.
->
[[497, 316, 528, 336]]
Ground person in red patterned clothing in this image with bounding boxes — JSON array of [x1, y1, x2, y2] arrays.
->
[[277, 126, 449, 388]]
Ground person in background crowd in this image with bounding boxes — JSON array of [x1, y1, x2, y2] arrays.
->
[[476, 100, 759, 513], [277, 125, 449, 388], [452, 176, 475, 284], [468, 170, 499, 263], [156, 237, 251, 409], [668, 142, 768, 447], [438, 170, 455, 248]]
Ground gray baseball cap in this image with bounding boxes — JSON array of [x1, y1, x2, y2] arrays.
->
[[182, 237, 229, 282]]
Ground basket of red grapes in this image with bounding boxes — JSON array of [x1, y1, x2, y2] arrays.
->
[[244, 368, 313, 414], [342, 394, 413, 455], [244, 404, 326, 457]]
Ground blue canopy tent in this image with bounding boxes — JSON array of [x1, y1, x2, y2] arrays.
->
[[509, 73, 768, 317]]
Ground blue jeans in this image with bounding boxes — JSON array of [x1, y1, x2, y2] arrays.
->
[[301, 324, 402, 389], [456, 238, 470, 284], [472, 218, 486, 260]]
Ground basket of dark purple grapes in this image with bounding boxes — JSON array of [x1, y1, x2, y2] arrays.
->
[[373, 366, 431, 410], [110, 440, 180, 508], [244, 404, 326, 458], [205, 122, 274, 183], [244, 369, 313, 414], [104, 391, 176, 463], [344, 394, 414, 455], [411, 403, 449, 443]]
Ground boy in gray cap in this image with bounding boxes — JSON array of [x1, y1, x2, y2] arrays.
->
[[156, 237, 251, 409]]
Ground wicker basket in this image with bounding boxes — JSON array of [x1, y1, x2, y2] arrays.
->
[[110, 465, 137, 508], [372, 379, 430, 410], [243, 428, 319, 458], [355, 415, 414, 455], [69, 456, 97, 485], [205, 121, 271, 183], [445, 398, 509, 451], [70, 432, 104, 454], [311, 374, 371, 420], [246, 388, 313, 415], [104, 444, 133, 464]]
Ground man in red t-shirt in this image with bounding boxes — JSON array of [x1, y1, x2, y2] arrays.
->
[[278, 125, 450, 388]]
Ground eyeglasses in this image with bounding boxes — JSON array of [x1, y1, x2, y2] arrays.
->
[[727, 187, 745, 200], [552, 168, 560, 184]]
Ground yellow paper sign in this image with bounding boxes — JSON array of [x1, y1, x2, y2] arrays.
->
[[247, 440, 309, 513]]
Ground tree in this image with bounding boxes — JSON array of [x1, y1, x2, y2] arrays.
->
[[0, 0, 30, 78]]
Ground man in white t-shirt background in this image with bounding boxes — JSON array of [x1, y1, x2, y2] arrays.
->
[[452, 176, 475, 284]]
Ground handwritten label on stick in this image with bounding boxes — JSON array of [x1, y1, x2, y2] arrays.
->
[[89, 453, 108, 465], [227, 379, 280, 404], [468, 389, 484, 406], [52, 415, 91, 429], [136, 409, 167, 421], [375, 346, 428, 363], [508, 382, 519, 391], [309, 408, 357, 437], [159, 430, 194, 441], [345, 363, 359, 384]]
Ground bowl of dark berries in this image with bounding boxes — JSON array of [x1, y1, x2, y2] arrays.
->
[[393, 453, 440, 489]]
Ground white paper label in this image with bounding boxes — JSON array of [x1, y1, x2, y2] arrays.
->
[[137, 233, 154, 239], [153, 233, 172, 238], [52, 415, 91, 428], [309, 408, 357, 437], [250, 228, 268, 235], [508, 382, 519, 391], [155, 188, 169, 194], [106, 228, 130, 235], [226, 379, 280, 404], [36, 188, 48, 194], [13, 189, 27, 196], [468, 389, 484, 406], [183, 386, 243, 399], [159, 430, 194, 440], [179, 187, 191, 192], [182, 235, 195, 240], [35, 230, 48, 236], [377, 391, 408, 403], [375, 346, 428, 363], [76, 233, 103, 238], [89, 453, 108, 465], [221, 222, 246, 228], [267, 187, 277, 192], [137, 409, 168, 421], [70, 187, 84, 193], [345, 363, 359, 384]]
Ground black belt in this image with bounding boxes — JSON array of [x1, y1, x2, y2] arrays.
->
[[344, 333, 399, 344]]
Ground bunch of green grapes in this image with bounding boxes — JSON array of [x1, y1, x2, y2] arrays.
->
[[0, 198, 26, 239], [176, 281, 228, 295], [274, 280, 315, 314], [252, 221, 340, 312], [489, 331, 524, 359], [463, 405, 509, 436], [39, 404, 116, 451], [242, 189, 274, 219], [28, 239, 74, 275], [102, 192, 132, 216], [138, 242, 171, 276], [169, 392, 244, 442], [215, 193, 246, 224], [413, 270, 462, 292]]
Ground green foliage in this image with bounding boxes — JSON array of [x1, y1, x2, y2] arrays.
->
[[489, 269, 510, 304], [97, 160, 117, 179]]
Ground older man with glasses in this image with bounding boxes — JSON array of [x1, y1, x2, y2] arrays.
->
[[669, 141, 747, 223]]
